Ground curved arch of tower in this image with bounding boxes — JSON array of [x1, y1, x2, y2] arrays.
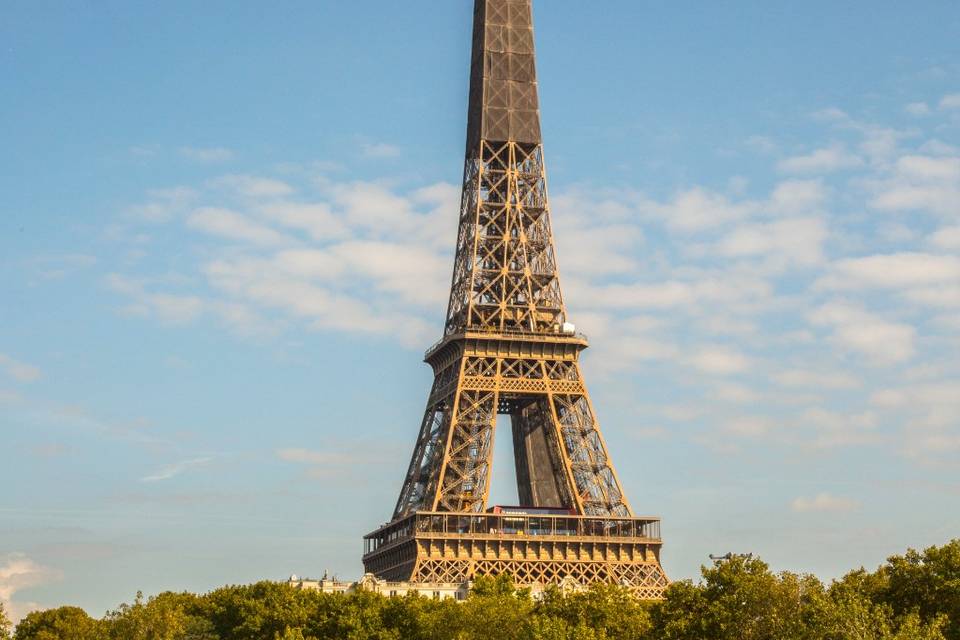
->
[[362, 0, 669, 598]]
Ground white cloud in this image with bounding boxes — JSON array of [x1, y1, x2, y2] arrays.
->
[[275, 446, 391, 480], [180, 147, 234, 163], [330, 241, 449, 307], [800, 407, 880, 448], [871, 155, 960, 217], [330, 181, 415, 231], [687, 345, 752, 375], [552, 190, 644, 276], [768, 179, 826, 214], [791, 493, 858, 513], [30, 253, 98, 280], [778, 144, 862, 174], [871, 381, 960, 411], [0, 554, 61, 624], [276, 448, 341, 464], [141, 457, 213, 482], [815, 253, 960, 310], [869, 381, 960, 460], [588, 335, 679, 374], [187, 207, 294, 246], [930, 226, 960, 250], [773, 369, 860, 390], [716, 217, 826, 267], [711, 383, 762, 404], [258, 202, 350, 241], [202, 257, 433, 347], [809, 302, 916, 365], [106, 274, 206, 325], [0, 354, 41, 383], [745, 135, 777, 154], [642, 187, 758, 233], [939, 93, 960, 110], [811, 107, 850, 123], [570, 272, 773, 313], [897, 155, 960, 182], [210, 174, 294, 198], [722, 416, 772, 436], [905, 102, 931, 117], [816, 253, 960, 291], [919, 139, 958, 156], [126, 186, 197, 222], [361, 143, 401, 158]]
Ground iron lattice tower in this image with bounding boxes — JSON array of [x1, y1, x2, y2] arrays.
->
[[363, 0, 668, 597]]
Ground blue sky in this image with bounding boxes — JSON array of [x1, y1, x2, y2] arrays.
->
[[2, 0, 960, 621]]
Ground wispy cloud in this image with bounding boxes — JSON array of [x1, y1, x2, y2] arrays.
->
[[276, 448, 341, 465], [187, 207, 295, 246], [208, 174, 294, 198], [276, 446, 393, 480], [361, 142, 401, 159], [0, 354, 41, 383], [791, 493, 859, 513], [777, 144, 863, 174], [939, 93, 960, 110], [29, 254, 97, 280], [686, 345, 752, 375], [808, 302, 916, 365], [141, 457, 214, 482], [0, 553, 61, 624], [180, 147, 234, 163]]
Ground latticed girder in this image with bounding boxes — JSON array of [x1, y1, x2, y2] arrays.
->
[[412, 559, 669, 599], [393, 343, 632, 520], [445, 141, 565, 336]]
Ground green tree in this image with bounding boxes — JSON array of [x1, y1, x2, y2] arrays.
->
[[523, 614, 603, 640], [0, 602, 12, 640], [882, 541, 960, 640], [201, 582, 315, 640], [105, 591, 218, 640], [458, 574, 535, 640], [891, 613, 947, 640], [536, 583, 651, 639], [274, 627, 308, 640], [807, 581, 903, 640], [652, 556, 820, 640], [13, 606, 103, 640]]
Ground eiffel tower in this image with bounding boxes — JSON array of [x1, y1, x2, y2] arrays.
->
[[362, 0, 669, 597]]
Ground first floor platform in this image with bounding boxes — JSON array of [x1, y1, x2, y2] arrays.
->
[[362, 510, 669, 599]]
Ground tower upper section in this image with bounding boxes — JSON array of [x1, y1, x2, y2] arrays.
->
[[444, 0, 568, 337], [466, 0, 542, 155]]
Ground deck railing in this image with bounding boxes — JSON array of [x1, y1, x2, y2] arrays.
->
[[424, 326, 589, 359], [364, 511, 660, 555]]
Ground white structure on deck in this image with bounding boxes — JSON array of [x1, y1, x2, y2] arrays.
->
[[287, 572, 583, 600], [288, 573, 469, 600]]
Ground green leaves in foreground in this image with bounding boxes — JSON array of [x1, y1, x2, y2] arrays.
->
[[11, 539, 960, 640]]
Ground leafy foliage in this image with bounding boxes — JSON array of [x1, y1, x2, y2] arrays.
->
[[1, 602, 11, 640], [12, 606, 104, 640], [12, 540, 959, 640]]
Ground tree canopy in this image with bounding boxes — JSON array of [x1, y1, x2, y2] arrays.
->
[[1, 602, 12, 640], [12, 539, 959, 640]]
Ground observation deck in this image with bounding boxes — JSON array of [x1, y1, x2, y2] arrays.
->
[[363, 510, 668, 598]]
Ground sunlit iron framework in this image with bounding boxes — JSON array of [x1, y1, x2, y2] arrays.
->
[[363, 0, 668, 597]]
